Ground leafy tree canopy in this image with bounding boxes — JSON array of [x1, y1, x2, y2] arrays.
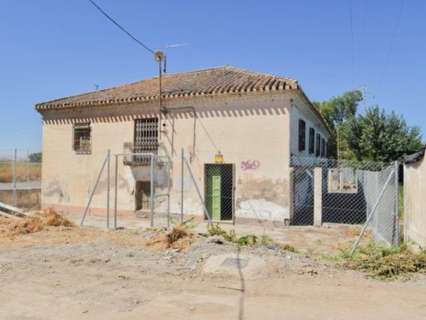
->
[[344, 106, 423, 162], [314, 91, 423, 162], [28, 152, 42, 163]]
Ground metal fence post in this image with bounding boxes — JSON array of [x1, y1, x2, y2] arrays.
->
[[180, 148, 184, 224], [166, 159, 171, 229], [12, 148, 17, 207], [106, 150, 111, 229], [150, 154, 155, 228], [183, 155, 212, 225], [26, 149, 30, 183], [114, 154, 118, 230], [350, 167, 396, 255], [80, 153, 109, 227], [394, 161, 400, 245]]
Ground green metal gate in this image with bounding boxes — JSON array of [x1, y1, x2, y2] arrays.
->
[[205, 164, 234, 221]]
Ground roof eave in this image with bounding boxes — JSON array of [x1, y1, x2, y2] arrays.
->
[[294, 87, 332, 136]]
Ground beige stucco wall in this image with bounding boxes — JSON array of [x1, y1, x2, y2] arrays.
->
[[289, 94, 330, 158], [404, 156, 426, 248], [40, 90, 328, 223]]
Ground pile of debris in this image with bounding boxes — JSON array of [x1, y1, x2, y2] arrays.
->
[[145, 226, 195, 251], [0, 202, 73, 237]]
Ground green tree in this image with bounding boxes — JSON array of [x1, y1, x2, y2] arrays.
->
[[344, 106, 423, 162], [314, 90, 363, 158], [28, 152, 42, 163]]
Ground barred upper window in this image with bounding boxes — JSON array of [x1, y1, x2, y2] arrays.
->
[[73, 123, 91, 154], [298, 119, 306, 152], [134, 118, 159, 153], [309, 128, 315, 154]]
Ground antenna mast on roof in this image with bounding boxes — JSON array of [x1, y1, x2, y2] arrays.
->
[[154, 51, 167, 114]]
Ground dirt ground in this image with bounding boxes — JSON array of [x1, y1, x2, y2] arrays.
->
[[1, 222, 426, 320]]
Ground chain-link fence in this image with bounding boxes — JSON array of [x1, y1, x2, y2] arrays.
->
[[80, 150, 173, 229], [291, 156, 399, 248], [79, 149, 400, 251], [0, 149, 41, 210]]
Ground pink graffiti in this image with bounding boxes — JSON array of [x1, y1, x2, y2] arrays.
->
[[241, 160, 260, 171]]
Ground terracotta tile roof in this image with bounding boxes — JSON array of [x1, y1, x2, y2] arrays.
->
[[35, 66, 300, 111]]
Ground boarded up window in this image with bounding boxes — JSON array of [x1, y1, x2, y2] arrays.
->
[[298, 119, 306, 152], [73, 123, 91, 154], [328, 168, 358, 193]]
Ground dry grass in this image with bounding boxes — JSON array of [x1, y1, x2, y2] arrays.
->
[[145, 225, 195, 251], [0, 209, 74, 237], [0, 190, 41, 209], [340, 242, 426, 279], [0, 162, 41, 183]]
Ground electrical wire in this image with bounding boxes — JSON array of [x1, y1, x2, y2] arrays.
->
[[197, 117, 220, 153], [87, 0, 155, 54], [378, 0, 405, 90], [348, 0, 355, 87]]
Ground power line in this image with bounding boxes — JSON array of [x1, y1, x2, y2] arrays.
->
[[348, 0, 355, 87], [377, 0, 405, 91], [197, 117, 220, 152], [87, 0, 155, 54]]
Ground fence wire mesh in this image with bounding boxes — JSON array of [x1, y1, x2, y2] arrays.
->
[[80, 151, 173, 229], [291, 156, 399, 247], [0, 149, 41, 209]]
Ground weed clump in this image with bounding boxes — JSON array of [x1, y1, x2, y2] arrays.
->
[[341, 242, 426, 279], [207, 223, 279, 248], [281, 244, 298, 253]]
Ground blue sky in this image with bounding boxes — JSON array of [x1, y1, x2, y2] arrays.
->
[[0, 0, 425, 151]]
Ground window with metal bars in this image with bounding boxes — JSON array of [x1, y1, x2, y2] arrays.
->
[[134, 118, 159, 157], [298, 119, 306, 152], [73, 123, 91, 154]]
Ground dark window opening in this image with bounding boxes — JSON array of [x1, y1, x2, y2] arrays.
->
[[309, 128, 315, 154], [73, 122, 91, 154], [316, 133, 321, 157], [298, 119, 306, 152], [320, 138, 326, 157], [135, 181, 151, 211]]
